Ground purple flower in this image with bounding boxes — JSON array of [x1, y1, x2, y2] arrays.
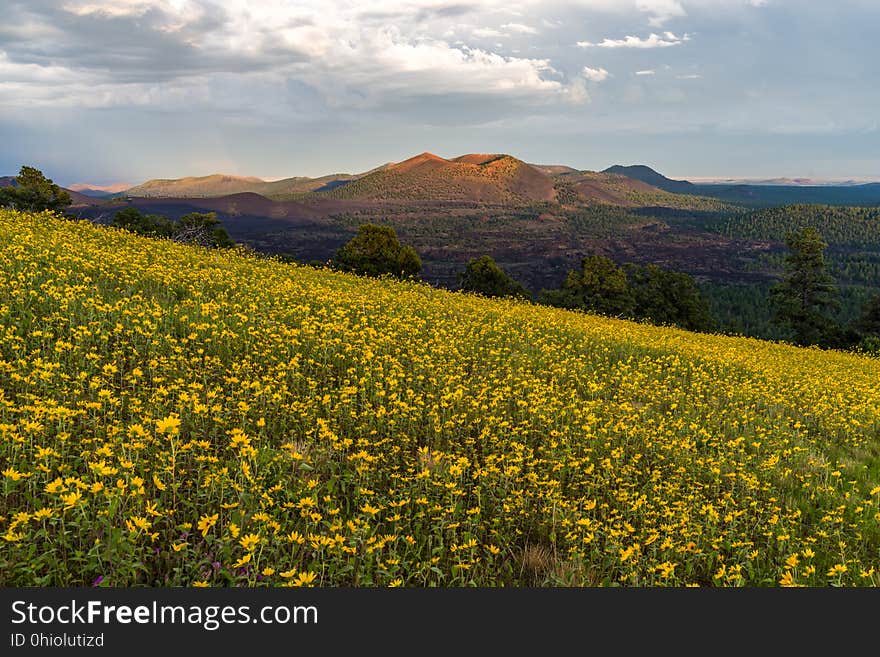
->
[[92, 575, 104, 587]]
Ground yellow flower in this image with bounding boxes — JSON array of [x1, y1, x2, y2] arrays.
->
[[239, 533, 261, 552], [620, 545, 636, 563], [261, 567, 276, 577], [286, 531, 305, 544], [155, 416, 181, 435], [45, 478, 65, 494], [656, 562, 676, 579], [171, 542, 188, 552], [779, 571, 797, 587], [2, 468, 24, 481], [191, 581, 210, 588], [232, 554, 252, 568], [827, 564, 847, 577], [197, 513, 219, 537], [292, 571, 317, 587], [128, 516, 151, 532], [61, 491, 82, 509], [280, 569, 298, 579]]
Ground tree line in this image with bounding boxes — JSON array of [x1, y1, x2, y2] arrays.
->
[[329, 223, 880, 353], [330, 223, 715, 333]]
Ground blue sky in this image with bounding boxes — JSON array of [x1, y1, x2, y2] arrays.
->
[[1, 0, 878, 186]]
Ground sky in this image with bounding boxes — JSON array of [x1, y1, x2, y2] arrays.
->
[[1, 0, 879, 186]]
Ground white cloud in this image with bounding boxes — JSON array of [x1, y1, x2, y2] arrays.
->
[[577, 32, 689, 48], [13, 1, 587, 110], [582, 66, 610, 82], [501, 23, 538, 34], [636, 0, 686, 26], [635, 69, 655, 75], [62, 0, 204, 24], [472, 27, 504, 38]]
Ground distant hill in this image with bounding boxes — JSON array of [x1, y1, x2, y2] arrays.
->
[[74, 190, 115, 198], [602, 165, 697, 194], [125, 173, 359, 200], [526, 163, 580, 176], [68, 183, 132, 198], [687, 182, 880, 207], [126, 174, 268, 198], [320, 152, 558, 204], [79, 154, 880, 210]]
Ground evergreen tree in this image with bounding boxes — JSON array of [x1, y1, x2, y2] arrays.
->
[[173, 212, 234, 248], [627, 264, 716, 332], [854, 293, 880, 338], [113, 207, 174, 237], [0, 166, 72, 213], [770, 227, 838, 346], [334, 223, 421, 280], [539, 255, 634, 317], [459, 255, 528, 299]]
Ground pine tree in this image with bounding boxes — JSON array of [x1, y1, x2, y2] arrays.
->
[[770, 227, 838, 346], [334, 223, 421, 280], [459, 255, 528, 299], [0, 166, 72, 213]]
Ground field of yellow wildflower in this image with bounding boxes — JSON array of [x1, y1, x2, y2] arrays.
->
[[1, 209, 878, 586]]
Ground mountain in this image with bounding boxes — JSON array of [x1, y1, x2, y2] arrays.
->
[[689, 177, 880, 187], [320, 152, 558, 204], [69, 189, 118, 198], [528, 163, 580, 176], [602, 165, 697, 194], [126, 174, 271, 198], [68, 182, 132, 198], [125, 172, 359, 200], [72, 152, 718, 211], [550, 169, 706, 207]]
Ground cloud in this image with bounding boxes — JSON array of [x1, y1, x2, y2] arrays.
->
[[0, 1, 586, 111], [472, 27, 504, 38], [636, 0, 686, 26], [582, 66, 610, 82], [635, 69, 655, 75], [501, 23, 538, 34], [577, 32, 689, 48], [676, 73, 701, 79]]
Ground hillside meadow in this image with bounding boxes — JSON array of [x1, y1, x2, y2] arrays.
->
[[1, 209, 879, 587]]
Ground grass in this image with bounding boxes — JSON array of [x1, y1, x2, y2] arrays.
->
[[1, 209, 879, 586]]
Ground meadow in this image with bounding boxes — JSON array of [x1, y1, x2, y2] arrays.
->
[[1, 209, 878, 586]]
